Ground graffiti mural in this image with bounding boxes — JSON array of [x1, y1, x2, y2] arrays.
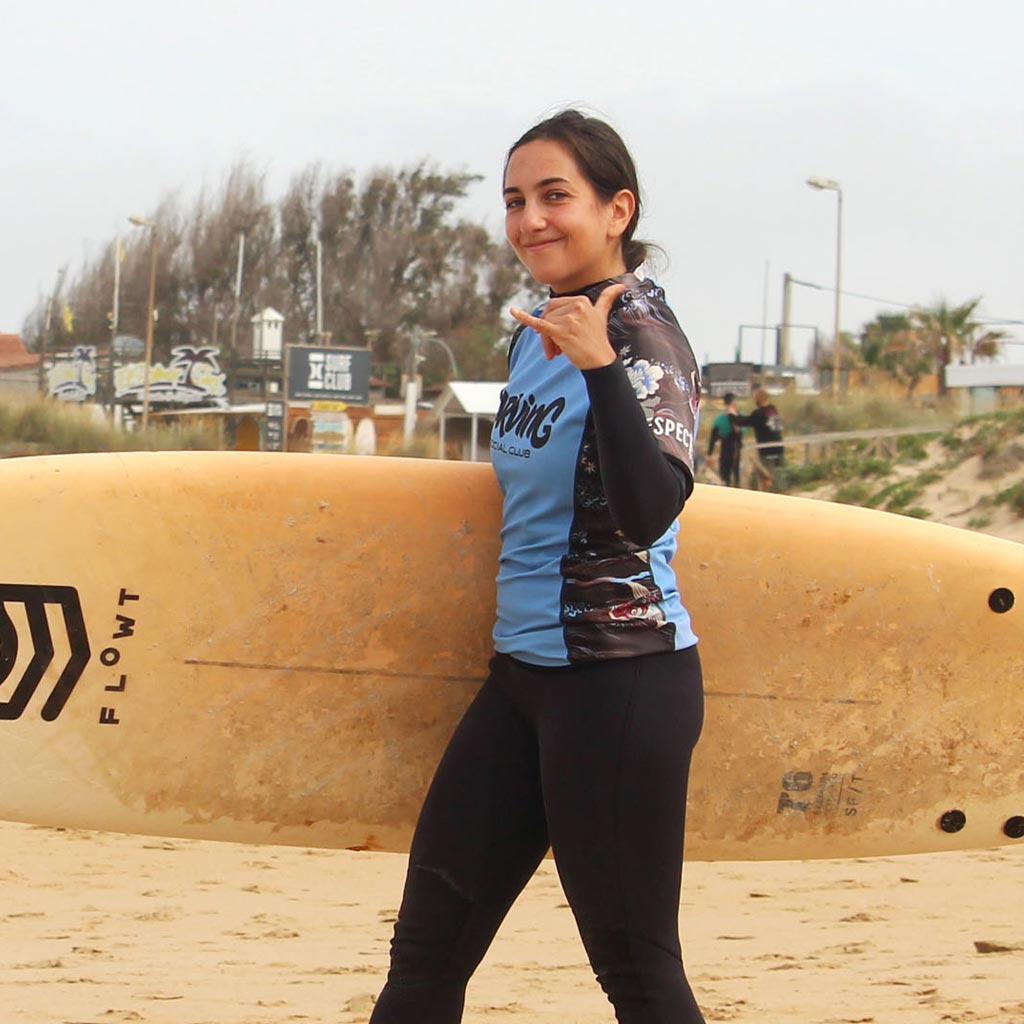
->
[[114, 347, 227, 404]]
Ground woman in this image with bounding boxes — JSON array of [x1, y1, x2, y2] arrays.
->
[[370, 109, 705, 1024]]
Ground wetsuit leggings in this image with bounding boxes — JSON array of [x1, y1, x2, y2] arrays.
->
[[370, 646, 705, 1024], [717, 444, 741, 487]]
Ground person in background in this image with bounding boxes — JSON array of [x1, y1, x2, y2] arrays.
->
[[738, 388, 784, 489], [708, 392, 742, 486]]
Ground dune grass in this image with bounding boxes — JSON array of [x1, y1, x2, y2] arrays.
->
[[775, 401, 1024, 521], [0, 395, 220, 456], [764, 390, 954, 436]]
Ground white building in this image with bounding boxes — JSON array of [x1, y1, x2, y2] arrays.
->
[[433, 381, 506, 461], [251, 308, 284, 360], [945, 363, 1024, 414]]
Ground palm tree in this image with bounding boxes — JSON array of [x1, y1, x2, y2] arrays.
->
[[912, 298, 1005, 395], [861, 313, 912, 367], [170, 346, 220, 392], [860, 313, 932, 397]]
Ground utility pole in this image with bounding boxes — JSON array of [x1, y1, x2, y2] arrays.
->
[[39, 265, 68, 396], [129, 216, 158, 430], [779, 272, 793, 366], [228, 230, 245, 400], [109, 236, 121, 419], [141, 229, 157, 429], [315, 238, 324, 342]]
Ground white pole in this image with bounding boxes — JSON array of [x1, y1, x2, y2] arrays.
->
[[403, 376, 418, 443], [112, 235, 121, 333], [760, 259, 770, 368], [833, 189, 844, 399], [141, 229, 157, 430], [315, 238, 323, 341], [110, 236, 121, 417], [230, 233, 245, 341]]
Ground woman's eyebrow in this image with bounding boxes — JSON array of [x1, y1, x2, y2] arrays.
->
[[503, 175, 571, 196]]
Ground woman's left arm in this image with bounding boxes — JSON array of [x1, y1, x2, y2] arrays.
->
[[583, 361, 692, 547], [510, 282, 700, 546]]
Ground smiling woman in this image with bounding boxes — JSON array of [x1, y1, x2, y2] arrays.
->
[[502, 139, 635, 298], [370, 110, 706, 1024]]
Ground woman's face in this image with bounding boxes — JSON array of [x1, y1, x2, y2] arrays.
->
[[503, 139, 633, 294]]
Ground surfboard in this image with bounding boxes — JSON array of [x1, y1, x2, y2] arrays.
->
[[1, 451, 1021, 861]]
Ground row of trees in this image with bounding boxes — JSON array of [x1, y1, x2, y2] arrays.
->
[[843, 298, 1005, 396], [23, 161, 538, 393], [24, 158, 1006, 401]]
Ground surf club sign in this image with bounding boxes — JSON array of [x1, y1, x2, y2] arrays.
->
[[287, 345, 371, 404], [47, 346, 227, 405]]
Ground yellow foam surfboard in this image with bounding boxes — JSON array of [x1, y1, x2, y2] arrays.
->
[[1, 451, 1021, 861]]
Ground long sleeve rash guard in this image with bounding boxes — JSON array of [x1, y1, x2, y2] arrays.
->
[[490, 272, 702, 666]]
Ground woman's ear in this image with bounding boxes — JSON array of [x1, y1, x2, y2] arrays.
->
[[607, 189, 637, 240]]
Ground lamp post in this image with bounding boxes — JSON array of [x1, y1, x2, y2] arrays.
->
[[806, 177, 843, 399], [109, 235, 121, 419], [226, 230, 243, 366], [129, 216, 158, 428], [403, 330, 460, 444]]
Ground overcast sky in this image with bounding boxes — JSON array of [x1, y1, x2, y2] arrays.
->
[[3, 0, 1022, 365]]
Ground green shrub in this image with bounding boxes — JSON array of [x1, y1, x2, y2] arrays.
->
[[993, 481, 1024, 518], [782, 461, 832, 489], [834, 481, 873, 505], [896, 434, 930, 461], [868, 480, 924, 512], [859, 456, 895, 476]]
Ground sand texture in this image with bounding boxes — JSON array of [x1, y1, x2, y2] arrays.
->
[[1, 822, 1022, 1023]]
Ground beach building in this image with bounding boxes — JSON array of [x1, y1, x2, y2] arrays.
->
[[433, 381, 506, 461], [945, 363, 1024, 415], [0, 334, 40, 397]]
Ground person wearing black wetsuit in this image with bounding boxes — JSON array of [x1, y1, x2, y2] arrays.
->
[[740, 388, 784, 468], [707, 392, 742, 486], [370, 110, 706, 1024]]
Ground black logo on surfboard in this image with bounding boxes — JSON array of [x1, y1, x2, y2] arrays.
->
[[0, 585, 91, 721]]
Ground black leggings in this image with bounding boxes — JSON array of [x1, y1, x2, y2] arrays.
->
[[370, 646, 705, 1024]]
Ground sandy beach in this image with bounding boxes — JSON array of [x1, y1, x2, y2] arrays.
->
[[2, 821, 1022, 1023]]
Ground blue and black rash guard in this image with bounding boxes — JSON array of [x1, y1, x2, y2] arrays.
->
[[491, 272, 701, 667]]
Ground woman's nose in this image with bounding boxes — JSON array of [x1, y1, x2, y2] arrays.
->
[[521, 200, 546, 231]]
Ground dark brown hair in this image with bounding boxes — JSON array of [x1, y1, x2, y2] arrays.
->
[[505, 109, 648, 273]]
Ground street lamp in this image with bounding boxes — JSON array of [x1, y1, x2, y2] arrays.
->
[[403, 330, 461, 443], [129, 215, 158, 429], [806, 176, 843, 399]]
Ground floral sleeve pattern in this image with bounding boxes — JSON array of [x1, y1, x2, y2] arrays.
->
[[610, 280, 701, 475], [546, 275, 702, 662]]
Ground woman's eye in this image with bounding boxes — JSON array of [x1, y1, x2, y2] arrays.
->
[[546, 190, 568, 201], [505, 197, 524, 211]]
